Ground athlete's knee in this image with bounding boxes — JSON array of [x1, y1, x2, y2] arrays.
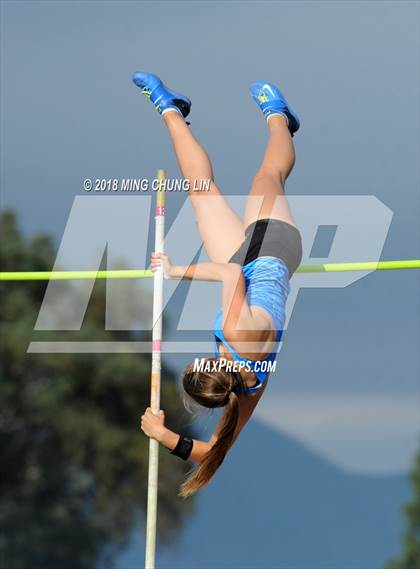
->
[[183, 172, 213, 192], [187, 177, 218, 200], [252, 167, 284, 187], [255, 161, 293, 187]]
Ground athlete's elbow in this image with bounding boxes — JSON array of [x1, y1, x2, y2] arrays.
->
[[190, 441, 212, 464], [225, 263, 242, 279]]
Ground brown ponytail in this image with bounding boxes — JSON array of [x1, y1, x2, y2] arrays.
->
[[178, 359, 243, 498]]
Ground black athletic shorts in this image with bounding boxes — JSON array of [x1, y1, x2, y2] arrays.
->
[[228, 218, 303, 278]]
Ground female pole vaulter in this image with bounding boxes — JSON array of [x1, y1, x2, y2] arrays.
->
[[135, 72, 302, 497]]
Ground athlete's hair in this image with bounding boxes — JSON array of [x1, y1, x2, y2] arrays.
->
[[178, 358, 245, 498]]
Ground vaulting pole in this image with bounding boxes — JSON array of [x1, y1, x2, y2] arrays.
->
[[145, 169, 166, 569]]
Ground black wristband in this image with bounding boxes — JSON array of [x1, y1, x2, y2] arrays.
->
[[169, 435, 193, 460]]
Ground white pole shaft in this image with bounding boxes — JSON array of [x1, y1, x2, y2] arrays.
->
[[145, 169, 166, 569]]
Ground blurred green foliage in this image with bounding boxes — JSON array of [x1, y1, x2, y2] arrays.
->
[[386, 451, 420, 569], [0, 211, 196, 568]]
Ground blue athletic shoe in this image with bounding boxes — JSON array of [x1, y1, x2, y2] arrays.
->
[[132, 72, 191, 120], [249, 81, 300, 136]]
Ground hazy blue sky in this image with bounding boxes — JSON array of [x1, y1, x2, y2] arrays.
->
[[1, 0, 419, 477]]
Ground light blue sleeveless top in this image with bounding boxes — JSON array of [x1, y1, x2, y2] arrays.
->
[[213, 257, 290, 395]]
